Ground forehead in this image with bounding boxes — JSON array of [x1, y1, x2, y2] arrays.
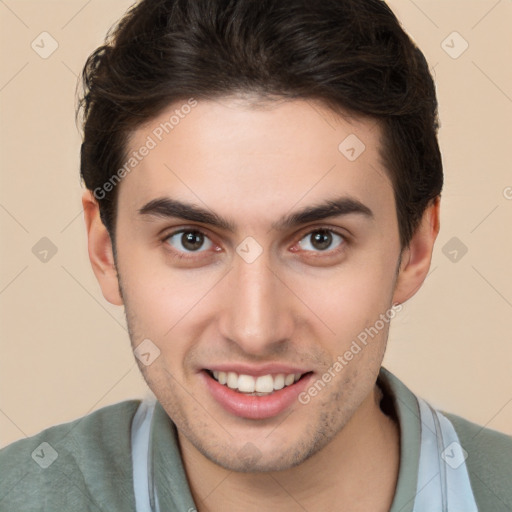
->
[[118, 97, 393, 228]]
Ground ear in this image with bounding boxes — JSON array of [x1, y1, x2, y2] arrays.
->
[[82, 190, 124, 306], [392, 196, 441, 305]]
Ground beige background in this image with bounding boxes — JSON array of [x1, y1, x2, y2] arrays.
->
[[0, 0, 511, 448]]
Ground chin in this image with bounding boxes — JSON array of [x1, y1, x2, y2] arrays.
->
[[203, 449, 305, 473], [191, 426, 333, 474]]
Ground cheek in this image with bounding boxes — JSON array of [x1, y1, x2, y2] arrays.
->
[[118, 239, 187, 317], [118, 247, 219, 365], [116, 244, 178, 340], [295, 255, 395, 337]]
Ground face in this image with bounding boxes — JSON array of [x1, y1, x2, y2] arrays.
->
[[111, 96, 404, 471]]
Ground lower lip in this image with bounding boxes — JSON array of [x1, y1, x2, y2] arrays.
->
[[201, 371, 313, 420]]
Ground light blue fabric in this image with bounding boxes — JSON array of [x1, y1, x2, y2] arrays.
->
[[131, 397, 160, 512], [414, 397, 478, 512]]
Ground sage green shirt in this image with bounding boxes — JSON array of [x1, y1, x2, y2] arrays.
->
[[1, 367, 511, 511]]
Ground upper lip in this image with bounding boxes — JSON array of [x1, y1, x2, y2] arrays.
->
[[204, 364, 312, 377]]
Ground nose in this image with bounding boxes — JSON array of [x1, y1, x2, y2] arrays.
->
[[218, 249, 295, 356]]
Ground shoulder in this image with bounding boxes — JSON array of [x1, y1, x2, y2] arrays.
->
[[0, 400, 141, 512], [444, 411, 512, 511]]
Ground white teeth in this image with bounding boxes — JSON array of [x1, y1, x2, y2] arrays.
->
[[211, 370, 303, 393], [284, 374, 295, 386], [273, 374, 285, 390], [227, 372, 238, 389], [238, 374, 255, 393], [255, 375, 274, 393]]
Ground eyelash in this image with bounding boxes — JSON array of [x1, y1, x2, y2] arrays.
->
[[160, 226, 349, 261]]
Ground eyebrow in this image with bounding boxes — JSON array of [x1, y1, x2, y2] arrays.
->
[[138, 195, 374, 232]]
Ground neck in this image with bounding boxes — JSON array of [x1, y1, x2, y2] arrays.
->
[[179, 384, 400, 512]]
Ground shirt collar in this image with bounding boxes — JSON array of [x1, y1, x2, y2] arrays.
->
[[378, 366, 421, 512]]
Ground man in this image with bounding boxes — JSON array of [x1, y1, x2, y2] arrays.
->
[[1, 0, 511, 510]]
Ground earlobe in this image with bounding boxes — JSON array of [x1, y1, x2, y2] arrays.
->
[[392, 196, 441, 305], [82, 190, 124, 306]]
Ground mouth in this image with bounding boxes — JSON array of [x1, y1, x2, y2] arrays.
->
[[202, 368, 314, 420]]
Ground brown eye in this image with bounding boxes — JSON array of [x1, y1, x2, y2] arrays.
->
[[298, 229, 345, 253], [165, 230, 213, 253]]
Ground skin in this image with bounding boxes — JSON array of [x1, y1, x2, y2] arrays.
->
[[83, 96, 440, 511]]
